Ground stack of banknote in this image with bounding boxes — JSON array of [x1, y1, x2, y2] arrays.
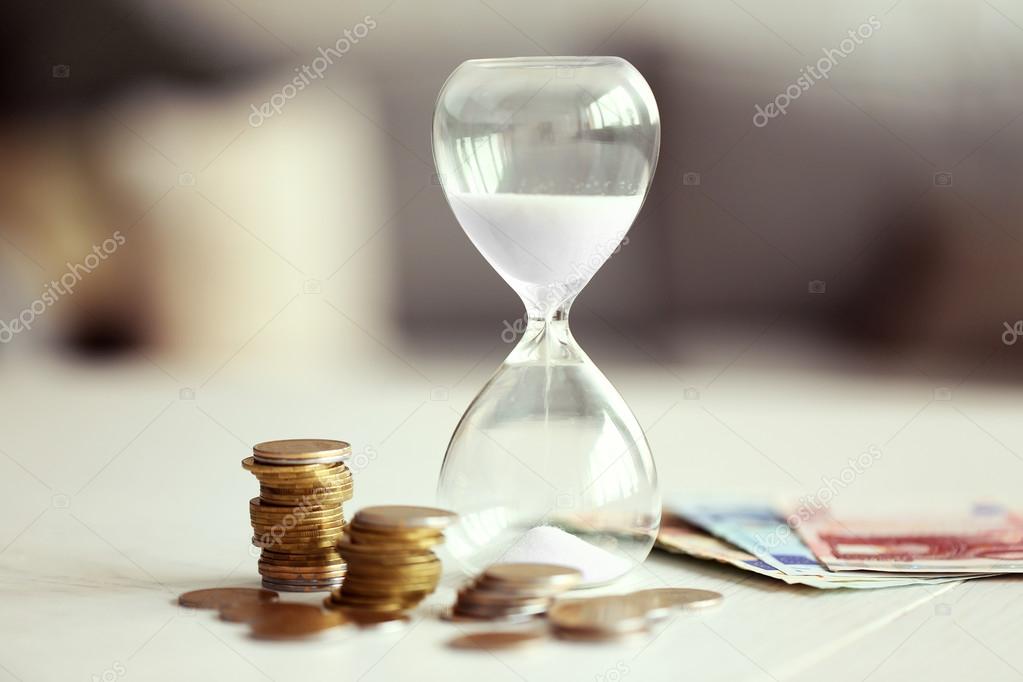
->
[[658, 501, 1023, 589]]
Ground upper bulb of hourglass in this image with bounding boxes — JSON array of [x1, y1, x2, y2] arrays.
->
[[433, 57, 661, 586], [433, 56, 660, 319]]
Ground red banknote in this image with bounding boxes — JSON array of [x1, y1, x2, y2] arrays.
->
[[795, 504, 1023, 572]]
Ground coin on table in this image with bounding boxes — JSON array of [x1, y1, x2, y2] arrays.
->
[[252, 439, 352, 465], [178, 587, 278, 610], [448, 631, 546, 651], [483, 563, 582, 590], [220, 600, 313, 623], [629, 588, 723, 612], [548, 596, 650, 636], [354, 506, 457, 530], [249, 603, 347, 638]]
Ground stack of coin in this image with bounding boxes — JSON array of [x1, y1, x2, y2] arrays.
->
[[450, 563, 581, 621], [243, 439, 354, 592], [325, 505, 456, 614]]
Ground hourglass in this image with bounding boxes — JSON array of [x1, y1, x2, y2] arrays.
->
[[433, 57, 660, 586]]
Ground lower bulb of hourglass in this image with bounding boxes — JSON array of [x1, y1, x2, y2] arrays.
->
[[437, 317, 660, 587]]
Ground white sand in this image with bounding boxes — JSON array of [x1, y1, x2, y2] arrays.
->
[[499, 525, 632, 585]]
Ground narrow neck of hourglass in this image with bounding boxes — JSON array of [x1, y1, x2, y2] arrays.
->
[[508, 304, 583, 365]]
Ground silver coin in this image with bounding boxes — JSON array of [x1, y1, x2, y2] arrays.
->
[[482, 563, 581, 590], [630, 588, 723, 611], [548, 596, 650, 635]]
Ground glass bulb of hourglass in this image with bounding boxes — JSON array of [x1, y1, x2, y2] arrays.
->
[[433, 57, 661, 587]]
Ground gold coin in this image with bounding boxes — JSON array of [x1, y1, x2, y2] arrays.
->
[[257, 483, 351, 493], [178, 587, 278, 609], [219, 601, 312, 623], [249, 498, 343, 509], [255, 490, 351, 501], [248, 603, 347, 638], [252, 537, 340, 550], [551, 627, 647, 642], [252, 439, 352, 465], [257, 490, 351, 501], [261, 548, 342, 561], [259, 555, 345, 567], [448, 631, 545, 650], [242, 456, 347, 475], [338, 535, 438, 554], [483, 563, 581, 590], [547, 596, 649, 635], [248, 461, 351, 476], [353, 506, 457, 530], [345, 561, 441, 577], [629, 588, 723, 611], [249, 468, 351, 483], [338, 609, 411, 630], [347, 521, 443, 539], [251, 522, 344, 533], [329, 592, 412, 608], [261, 579, 343, 593], [340, 582, 437, 597], [259, 570, 347, 581]]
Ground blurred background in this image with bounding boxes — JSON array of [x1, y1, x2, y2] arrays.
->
[[1, 0, 1022, 516]]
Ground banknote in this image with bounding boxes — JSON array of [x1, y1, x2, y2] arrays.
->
[[795, 503, 1023, 573], [667, 501, 988, 588], [657, 517, 874, 589]]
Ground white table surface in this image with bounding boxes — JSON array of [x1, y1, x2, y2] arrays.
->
[[1, 341, 1021, 682]]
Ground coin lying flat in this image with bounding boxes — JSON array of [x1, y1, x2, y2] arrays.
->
[[253, 439, 352, 465], [220, 600, 313, 623], [334, 607, 411, 629], [448, 631, 546, 651], [248, 603, 347, 638], [630, 588, 723, 612], [548, 596, 650, 638], [178, 587, 278, 610]]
